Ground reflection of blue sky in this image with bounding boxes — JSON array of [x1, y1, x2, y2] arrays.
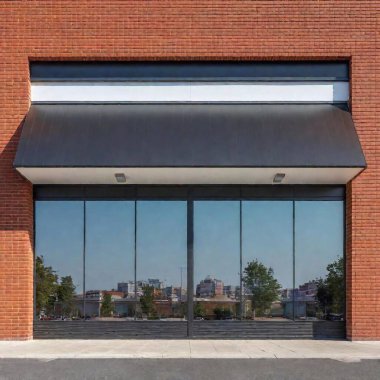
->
[[36, 199, 343, 295], [35, 201, 84, 293], [194, 201, 240, 287], [243, 201, 343, 289], [36, 201, 187, 292], [137, 201, 187, 288], [243, 201, 293, 289], [85, 201, 135, 291], [295, 201, 343, 286]]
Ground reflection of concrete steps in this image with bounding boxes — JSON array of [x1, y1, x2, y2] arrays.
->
[[34, 321, 345, 339], [192, 321, 346, 339], [34, 321, 187, 339]]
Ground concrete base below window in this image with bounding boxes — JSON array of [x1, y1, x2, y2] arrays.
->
[[34, 320, 345, 340]]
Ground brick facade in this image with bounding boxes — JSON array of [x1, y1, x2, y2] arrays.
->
[[0, 1, 379, 340]]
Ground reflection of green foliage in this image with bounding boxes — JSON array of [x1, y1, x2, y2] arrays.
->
[[316, 256, 344, 315], [173, 301, 187, 318], [101, 293, 114, 317], [140, 285, 157, 318], [194, 302, 206, 318], [36, 256, 58, 315], [243, 259, 281, 319], [213, 307, 232, 320], [180, 301, 187, 317], [57, 276, 76, 317]]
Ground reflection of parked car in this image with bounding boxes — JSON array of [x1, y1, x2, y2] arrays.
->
[[326, 313, 343, 321]]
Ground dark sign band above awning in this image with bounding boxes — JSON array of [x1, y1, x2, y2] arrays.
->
[[14, 103, 365, 185]]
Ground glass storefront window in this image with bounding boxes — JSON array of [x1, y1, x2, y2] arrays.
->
[[242, 201, 293, 320], [295, 201, 344, 321], [34, 194, 346, 335], [136, 201, 187, 320], [85, 201, 135, 320], [35, 201, 84, 320], [194, 201, 240, 321]]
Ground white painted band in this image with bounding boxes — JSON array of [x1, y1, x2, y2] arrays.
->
[[31, 81, 349, 103]]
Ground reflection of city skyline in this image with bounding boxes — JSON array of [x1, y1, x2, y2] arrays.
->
[[69, 274, 328, 302], [69, 277, 189, 320], [38, 262, 343, 322]]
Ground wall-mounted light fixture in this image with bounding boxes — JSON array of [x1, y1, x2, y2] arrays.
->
[[114, 173, 127, 183], [273, 173, 286, 184]]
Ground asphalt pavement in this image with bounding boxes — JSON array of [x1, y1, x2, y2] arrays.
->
[[0, 358, 380, 380]]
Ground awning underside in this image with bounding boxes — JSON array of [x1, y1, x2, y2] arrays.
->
[[14, 104, 365, 185]]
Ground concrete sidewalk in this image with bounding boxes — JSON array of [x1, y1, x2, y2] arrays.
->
[[0, 340, 379, 361]]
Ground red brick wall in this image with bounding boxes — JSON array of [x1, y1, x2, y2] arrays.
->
[[0, 1, 378, 340]]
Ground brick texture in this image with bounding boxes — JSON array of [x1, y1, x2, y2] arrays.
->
[[0, 1, 379, 340]]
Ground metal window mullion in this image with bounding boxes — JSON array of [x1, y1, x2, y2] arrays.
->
[[292, 200, 296, 321], [187, 200, 194, 337], [134, 200, 137, 320], [83, 200, 86, 320], [239, 200, 243, 320]]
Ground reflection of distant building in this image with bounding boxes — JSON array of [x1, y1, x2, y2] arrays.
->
[[282, 281, 319, 319], [74, 277, 189, 319], [119, 279, 186, 299], [75, 290, 135, 318], [148, 278, 164, 289], [299, 281, 318, 297], [281, 288, 293, 300], [117, 280, 158, 297], [164, 286, 187, 302], [117, 282, 134, 294], [223, 285, 239, 300], [196, 276, 224, 298], [117, 281, 146, 296], [85, 289, 125, 303]]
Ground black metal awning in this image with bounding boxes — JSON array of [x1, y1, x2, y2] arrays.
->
[[14, 103, 365, 185]]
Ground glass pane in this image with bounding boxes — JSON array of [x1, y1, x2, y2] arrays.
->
[[295, 201, 344, 321], [242, 201, 293, 320], [194, 201, 240, 321], [35, 201, 84, 320], [85, 201, 135, 320], [136, 201, 187, 320]]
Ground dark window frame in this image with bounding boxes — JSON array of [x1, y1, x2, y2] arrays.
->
[[30, 61, 349, 82], [34, 185, 345, 202]]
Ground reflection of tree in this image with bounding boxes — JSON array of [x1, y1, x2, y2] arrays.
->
[[316, 256, 344, 316], [213, 307, 232, 320], [57, 276, 76, 317], [194, 302, 206, 318], [36, 256, 78, 318], [36, 256, 58, 316], [140, 285, 158, 319], [101, 293, 114, 317], [243, 259, 281, 319]]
